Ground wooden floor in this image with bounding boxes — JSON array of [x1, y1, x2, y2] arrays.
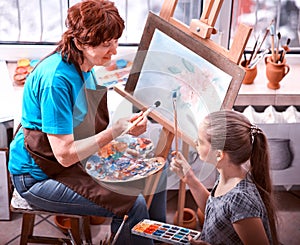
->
[[0, 190, 299, 245]]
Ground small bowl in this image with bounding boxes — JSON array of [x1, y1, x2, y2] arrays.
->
[[54, 215, 71, 234]]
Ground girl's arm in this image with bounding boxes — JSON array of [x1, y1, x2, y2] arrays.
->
[[184, 169, 210, 213], [233, 217, 270, 245], [170, 151, 210, 213]]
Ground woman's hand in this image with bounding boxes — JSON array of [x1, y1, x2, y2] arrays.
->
[[111, 112, 147, 138], [170, 151, 192, 180], [128, 112, 147, 136], [111, 117, 130, 138]]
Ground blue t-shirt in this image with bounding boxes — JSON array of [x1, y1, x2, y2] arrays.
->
[[8, 52, 97, 180]]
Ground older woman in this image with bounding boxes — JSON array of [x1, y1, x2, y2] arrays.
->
[[8, 1, 164, 244]]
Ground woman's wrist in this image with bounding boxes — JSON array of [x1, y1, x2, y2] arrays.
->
[[95, 127, 115, 147]]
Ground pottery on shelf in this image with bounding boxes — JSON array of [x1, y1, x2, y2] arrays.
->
[[265, 55, 290, 90], [240, 60, 257, 85]]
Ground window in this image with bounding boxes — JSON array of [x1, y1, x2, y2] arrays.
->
[[0, 0, 299, 60], [0, 0, 202, 44], [0, 0, 68, 43], [228, 0, 300, 52]]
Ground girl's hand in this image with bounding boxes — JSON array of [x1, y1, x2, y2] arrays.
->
[[188, 235, 210, 245], [170, 151, 191, 179]]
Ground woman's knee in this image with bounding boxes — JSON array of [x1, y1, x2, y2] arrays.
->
[[130, 194, 149, 218]]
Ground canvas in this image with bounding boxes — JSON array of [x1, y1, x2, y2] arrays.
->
[[125, 12, 244, 143]]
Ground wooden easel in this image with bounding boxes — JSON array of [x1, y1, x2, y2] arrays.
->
[[114, 0, 252, 226]]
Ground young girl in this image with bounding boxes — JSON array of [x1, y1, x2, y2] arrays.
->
[[170, 110, 278, 245]]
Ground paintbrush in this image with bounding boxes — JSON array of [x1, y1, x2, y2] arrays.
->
[[270, 23, 276, 63], [248, 38, 258, 66], [111, 215, 128, 245], [253, 28, 270, 60], [280, 38, 291, 63], [119, 101, 161, 136], [172, 91, 178, 158], [243, 51, 247, 64], [248, 48, 270, 68], [275, 32, 281, 63]]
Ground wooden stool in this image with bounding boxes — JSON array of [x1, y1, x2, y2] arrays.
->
[[10, 189, 92, 245]]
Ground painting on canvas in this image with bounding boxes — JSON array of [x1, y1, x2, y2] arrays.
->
[[125, 12, 244, 142]]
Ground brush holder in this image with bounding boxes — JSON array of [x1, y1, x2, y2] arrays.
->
[[265, 55, 290, 90], [240, 60, 257, 85]]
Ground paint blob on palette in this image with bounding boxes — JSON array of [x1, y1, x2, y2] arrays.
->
[[131, 219, 201, 244], [85, 136, 165, 183]]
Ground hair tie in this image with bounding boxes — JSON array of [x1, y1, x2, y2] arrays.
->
[[250, 124, 261, 143]]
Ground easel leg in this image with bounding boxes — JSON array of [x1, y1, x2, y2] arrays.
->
[[176, 142, 189, 226], [144, 127, 174, 208]]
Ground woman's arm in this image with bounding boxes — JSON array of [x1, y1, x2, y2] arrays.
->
[[47, 127, 114, 167], [47, 113, 147, 167], [233, 217, 270, 245]]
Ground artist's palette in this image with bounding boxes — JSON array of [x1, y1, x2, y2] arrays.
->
[[85, 136, 165, 183], [131, 219, 201, 244]]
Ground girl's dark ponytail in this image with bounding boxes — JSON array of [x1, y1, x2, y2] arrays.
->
[[250, 130, 279, 245], [204, 111, 279, 245]]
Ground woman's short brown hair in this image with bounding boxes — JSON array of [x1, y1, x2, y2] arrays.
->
[[56, 0, 124, 65]]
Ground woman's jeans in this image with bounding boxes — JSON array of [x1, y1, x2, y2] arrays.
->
[[11, 173, 166, 245]]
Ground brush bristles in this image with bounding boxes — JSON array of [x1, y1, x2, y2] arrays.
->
[[154, 101, 161, 107], [172, 91, 177, 98]]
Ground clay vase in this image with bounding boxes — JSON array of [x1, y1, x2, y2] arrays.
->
[[268, 138, 292, 170], [89, 215, 106, 225], [173, 208, 197, 230], [265, 56, 290, 90], [240, 60, 257, 85], [54, 216, 71, 234], [196, 208, 205, 228]]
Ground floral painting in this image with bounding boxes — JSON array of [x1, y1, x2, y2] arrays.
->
[[133, 29, 232, 141]]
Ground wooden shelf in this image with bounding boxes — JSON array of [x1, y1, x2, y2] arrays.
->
[[235, 60, 300, 106]]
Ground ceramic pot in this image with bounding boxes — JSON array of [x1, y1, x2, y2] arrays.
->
[[265, 56, 290, 90], [54, 215, 71, 234], [90, 215, 106, 225], [240, 60, 257, 85], [173, 208, 197, 230], [268, 138, 292, 170]]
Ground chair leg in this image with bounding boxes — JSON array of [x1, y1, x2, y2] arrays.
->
[[70, 217, 82, 245], [83, 216, 92, 244], [20, 213, 35, 245]]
